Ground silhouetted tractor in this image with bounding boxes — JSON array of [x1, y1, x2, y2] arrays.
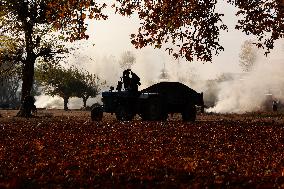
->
[[91, 71, 204, 122]]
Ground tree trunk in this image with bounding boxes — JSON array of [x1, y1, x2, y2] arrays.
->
[[64, 97, 69, 111], [21, 60, 35, 101], [16, 59, 36, 117], [17, 18, 36, 117], [83, 97, 88, 108]]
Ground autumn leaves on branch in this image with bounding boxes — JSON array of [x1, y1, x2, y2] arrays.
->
[[114, 0, 284, 62], [1, 0, 284, 63]]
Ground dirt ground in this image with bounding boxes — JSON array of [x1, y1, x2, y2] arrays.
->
[[0, 109, 91, 119], [1, 109, 283, 123], [1, 110, 284, 188]]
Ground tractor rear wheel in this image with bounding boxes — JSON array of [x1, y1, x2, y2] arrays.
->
[[115, 105, 134, 121], [182, 105, 196, 122], [141, 97, 166, 121]]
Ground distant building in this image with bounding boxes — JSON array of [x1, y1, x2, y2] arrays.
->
[[159, 62, 170, 82]]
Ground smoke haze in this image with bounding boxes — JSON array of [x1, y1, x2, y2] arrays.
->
[[35, 43, 284, 112], [207, 41, 284, 113]]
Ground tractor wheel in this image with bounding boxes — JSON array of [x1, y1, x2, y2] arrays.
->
[[91, 106, 103, 121], [182, 105, 196, 122], [141, 97, 166, 121], [115, 105, 134, 121]]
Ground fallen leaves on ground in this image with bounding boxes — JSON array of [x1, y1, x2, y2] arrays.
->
[[0, 112, 284, 188]]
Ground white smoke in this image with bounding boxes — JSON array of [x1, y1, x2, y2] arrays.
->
[[207, 41, 284, 113], [34, 95, 99, 109]]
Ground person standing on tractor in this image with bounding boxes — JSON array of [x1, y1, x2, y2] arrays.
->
[[122, 69, 141, 93], [122, 69, 131, 90], [130, 70, 141, 93]]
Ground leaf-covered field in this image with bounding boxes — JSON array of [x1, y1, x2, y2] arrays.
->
[[0, 110, 284, 188]]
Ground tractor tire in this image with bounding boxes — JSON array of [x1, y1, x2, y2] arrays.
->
[[115, 105, 134, 121], [182, 105, 196, 122], [91, 106, 103, 121], [141, 97, 166, 121]]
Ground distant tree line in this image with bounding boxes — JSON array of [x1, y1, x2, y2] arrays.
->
[[35, 61, 104, 110], [0, 68, 21, 109], [0, 59, 104, 110], [0, 36, 23, 109]]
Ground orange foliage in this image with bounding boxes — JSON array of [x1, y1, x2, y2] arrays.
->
[[114, 0, 284, 62], [44, 0, 107, 41]]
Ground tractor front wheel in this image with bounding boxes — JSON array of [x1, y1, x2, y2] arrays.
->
[[91, 106, 103, 121]]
